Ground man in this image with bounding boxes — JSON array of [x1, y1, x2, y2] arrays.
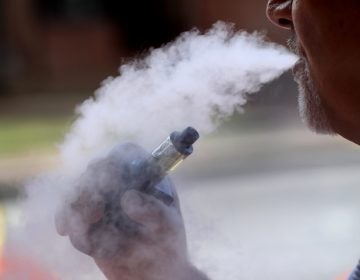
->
[[266, 1, 360, 279], [56, 1, 360, 279]]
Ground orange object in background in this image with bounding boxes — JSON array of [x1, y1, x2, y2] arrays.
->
[[0, 254, 58, 280], [336, 272, 350, 280], [0, 205, 57, 279]]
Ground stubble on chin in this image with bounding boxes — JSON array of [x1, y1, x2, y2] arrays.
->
[[287, 36, 335, 135]]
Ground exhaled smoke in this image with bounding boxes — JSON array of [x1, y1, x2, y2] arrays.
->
[[16, 22, 296, 279], [61, 22, 296, 172]]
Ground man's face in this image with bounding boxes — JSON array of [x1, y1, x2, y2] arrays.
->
[[266, 0, 360, 144]]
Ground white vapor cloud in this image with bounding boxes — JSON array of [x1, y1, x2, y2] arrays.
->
[[15, 22, 296, 279]]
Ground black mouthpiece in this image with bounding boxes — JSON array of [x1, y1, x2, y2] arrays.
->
[[170, 127, 199, 155]]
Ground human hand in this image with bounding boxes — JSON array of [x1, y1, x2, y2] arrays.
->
[[55, 143, 196, 280]]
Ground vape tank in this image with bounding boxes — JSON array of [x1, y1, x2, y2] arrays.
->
[[129, 126, 199, 205]]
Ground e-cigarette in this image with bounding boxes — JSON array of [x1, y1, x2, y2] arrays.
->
[[129, 126, 199, 205]]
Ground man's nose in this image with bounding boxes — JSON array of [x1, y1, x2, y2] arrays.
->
[[266, 0, 293, 29]]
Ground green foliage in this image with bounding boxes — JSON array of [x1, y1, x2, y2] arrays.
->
[[0, 118, 71, 156]]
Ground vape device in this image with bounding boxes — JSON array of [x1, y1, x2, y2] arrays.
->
[[130, 126, 199, 205]]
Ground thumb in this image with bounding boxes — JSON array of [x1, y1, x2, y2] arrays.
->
[[120, 189, 168, 230]]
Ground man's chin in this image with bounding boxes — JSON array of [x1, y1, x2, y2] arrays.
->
[[288, 36, 335, 135], [296, 73, 335, 135]]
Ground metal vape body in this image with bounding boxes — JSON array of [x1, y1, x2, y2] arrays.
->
[[130, 127, 199, 205], [151, 136, 187, 173]]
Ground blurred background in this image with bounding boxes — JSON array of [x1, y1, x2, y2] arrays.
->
[[0, 0, 359, 279]]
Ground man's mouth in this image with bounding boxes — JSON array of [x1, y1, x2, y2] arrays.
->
[[287, 35, 307, 80], [292, 58, 306, 81], [292, 58, 305, 76]]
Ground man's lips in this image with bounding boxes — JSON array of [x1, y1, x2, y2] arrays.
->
[[292, 58, 306, 78], [288, 37, 307, 73]]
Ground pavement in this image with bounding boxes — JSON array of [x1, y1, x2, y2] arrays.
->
[[1, 122, 360, 280], [173, 125, 360, 280]]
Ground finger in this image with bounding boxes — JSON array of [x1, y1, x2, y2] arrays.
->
[[55, 200, 96, 236], [56, 190, 105, 237], [121, 188, 185, 244], [71, 188, 105, 225], [68, 232, 93, 256], [120, 189, 168, 230], [120, 187, 187, 258]]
